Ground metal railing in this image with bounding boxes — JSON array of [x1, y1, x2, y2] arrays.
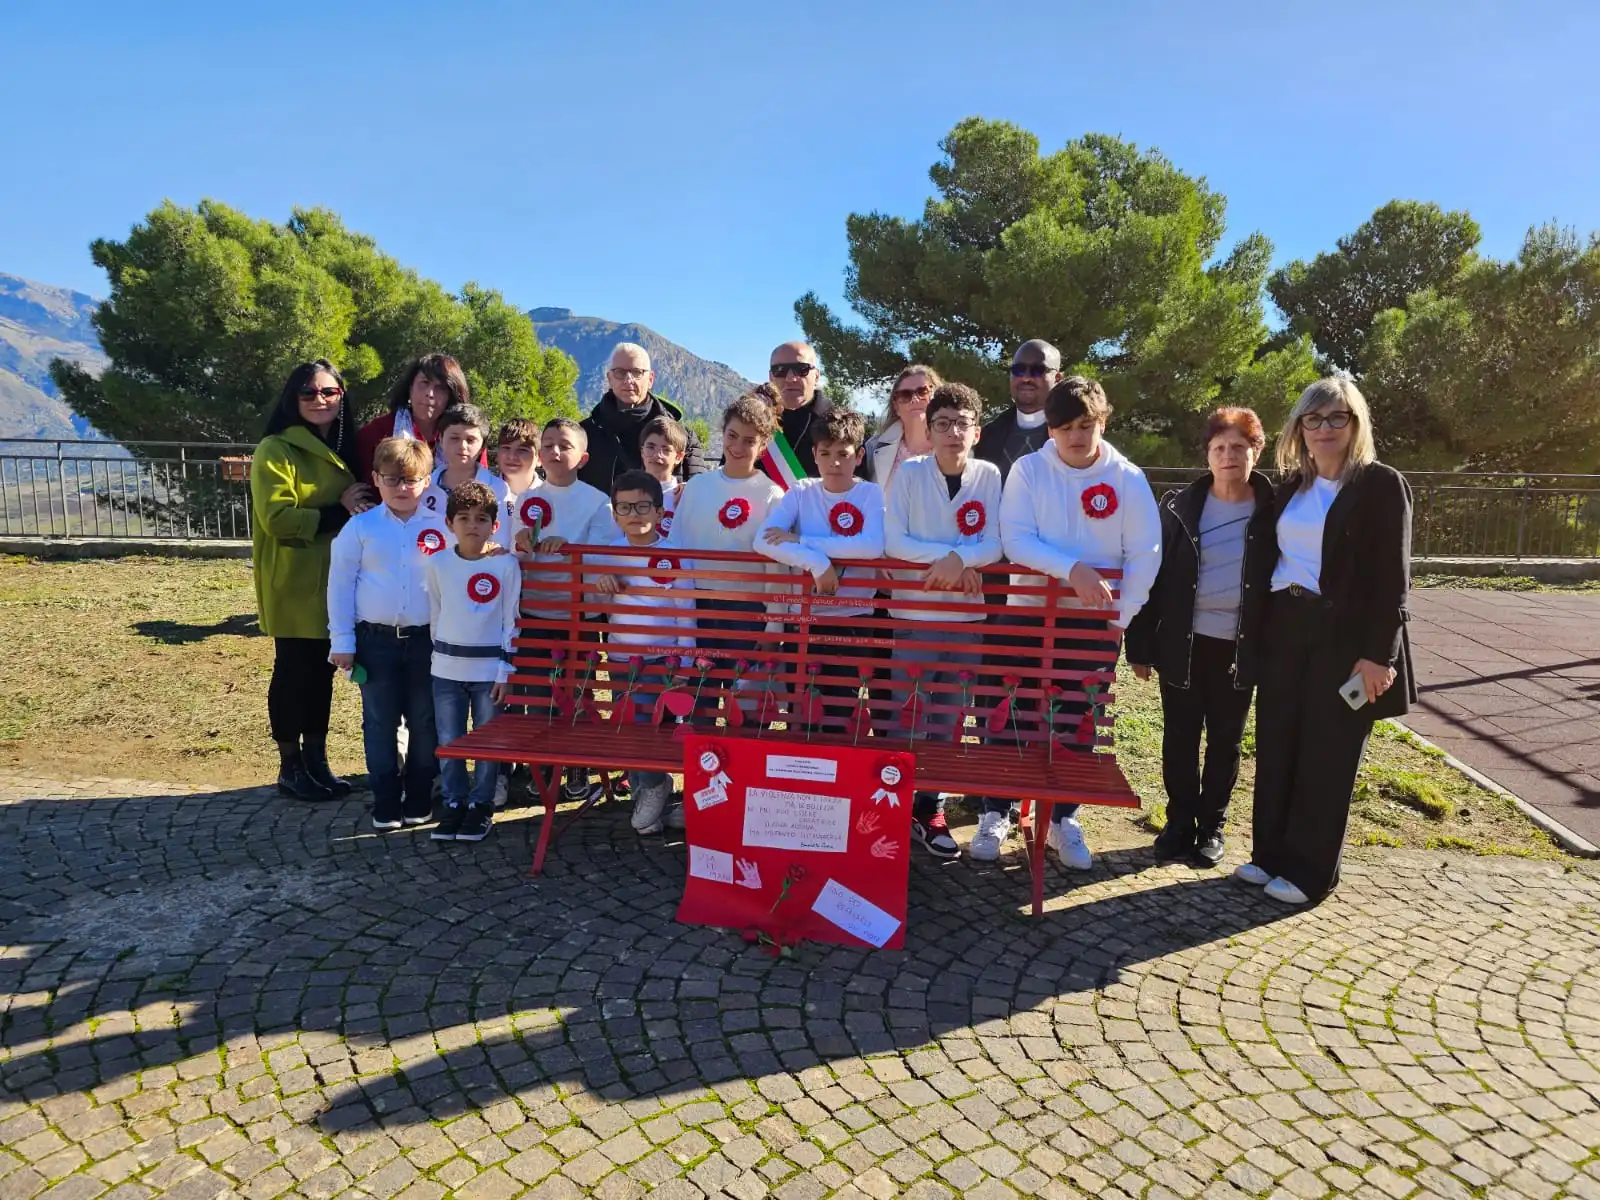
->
[[0, 439, 256, 540], [3, 440, 1599, 558]]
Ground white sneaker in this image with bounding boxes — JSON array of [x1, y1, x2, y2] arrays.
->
[[493, 776, 508, 809], [1264, 876, 1309, 905], [664, 799, 686, 830], [631, 785, 668, 834], [1233, 862, 1272, 887], [969, 811, 1012, 862], [1049, 817, 1093, 871]]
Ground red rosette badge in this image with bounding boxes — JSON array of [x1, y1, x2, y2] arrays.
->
[[955, 500, 986, 536], [520, 496, 553, 531], [466, 572, 502, 603], [658, 513, 674, 536], [649, 554, 680, 586], [828, 501, 864, 537], [718, 498, 750, 529], [1081, 483, 1118, 520], [416, 528, 446, 556]]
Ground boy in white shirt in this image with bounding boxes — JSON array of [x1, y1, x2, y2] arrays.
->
[[670, 394, 784, 688], [426, 481, 522, 844], [998, 375, 1162, 871], [757, 408, 884, 731], [328, 437, 446, 831], [511, 417, 615, 802], [420, 404, 509, 537], [640, 416, 688, 539], [591, 470, 696, 834], [492, 417, 541, 549], [883, 383, 1004, 860]]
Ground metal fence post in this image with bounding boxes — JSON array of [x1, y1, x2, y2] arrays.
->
[[1515, 478, 1532, 560], [53, 442, 70, 537]]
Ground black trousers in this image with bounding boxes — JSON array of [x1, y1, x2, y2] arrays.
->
[[268, 637, 335, 744], [1159, 634, 1252, 838], [1251, 591, 1376, 900]]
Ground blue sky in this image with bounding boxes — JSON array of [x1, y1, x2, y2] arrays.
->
[[3, 0, 1597, 382]]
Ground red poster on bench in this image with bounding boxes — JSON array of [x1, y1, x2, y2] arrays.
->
[[676, 734, 915, 950]]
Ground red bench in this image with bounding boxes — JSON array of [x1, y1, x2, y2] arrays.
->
[[438, 546, 1138, 916]]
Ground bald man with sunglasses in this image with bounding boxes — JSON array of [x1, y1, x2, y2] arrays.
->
[[976, 340, 1063, 483], [767, 341, 834, 479]]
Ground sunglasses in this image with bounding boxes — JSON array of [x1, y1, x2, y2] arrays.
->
[[1009, 363, 1053, 379], [298, 385, 344, 399], [770, 362, 815, 379], [892, 385, 932, 402]]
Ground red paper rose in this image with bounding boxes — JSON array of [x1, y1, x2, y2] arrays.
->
[[520, 496, 553, 531], [1081, 483, 1118, 519], [417, 528, 446, 556], [955, 500, 986, 535], [466, 572, 501, 603], [828, 501, 864, 536], [718, 498, 750, 529]]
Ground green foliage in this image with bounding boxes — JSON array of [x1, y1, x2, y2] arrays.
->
[[796, 119, 1316, 463], [1360, 225, 1600, 470], [50, 200, 578, 445], [683, 417, 713, 449], [1268, 200, 1480, 375]]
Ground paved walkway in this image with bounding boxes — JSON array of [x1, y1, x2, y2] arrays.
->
[[2, 773, 1600, 1200], [1406, 589, 1600, 846]]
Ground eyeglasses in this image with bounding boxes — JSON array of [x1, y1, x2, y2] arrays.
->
[[892, 385, 932, 402], [930, 417, 977, 434], [613, 501, 661, 516], [1302, 410, 1353, 430], [377, 474, 428, 488], [298, 386, 344, 399], [770, 362, 815, 379], [609, 367, 650, 380], [1009, 363, 1053, 379]]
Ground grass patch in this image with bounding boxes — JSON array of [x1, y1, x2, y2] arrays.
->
[[0, 557, 1576, 861], [1415, 574, 1600, 592]]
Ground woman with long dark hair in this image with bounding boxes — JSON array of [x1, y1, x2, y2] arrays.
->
[[252, 359, 369, 799], [353, 353, 471, 480], [1237, 378, 1416, 905]]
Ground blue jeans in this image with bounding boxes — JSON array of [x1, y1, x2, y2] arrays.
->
[[890, 625, 984, 819], [356, 624, 438, 821], [432, 676, 500, 809]]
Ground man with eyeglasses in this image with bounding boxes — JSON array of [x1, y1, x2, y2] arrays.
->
[[976, 340, 1063, 482], [766, 341, 833, 480], [578, 342, 708, 492]]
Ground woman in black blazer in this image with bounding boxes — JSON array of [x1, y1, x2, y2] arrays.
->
[[1125, 407, 1277, 867], [1238, 378, 1417, 905]]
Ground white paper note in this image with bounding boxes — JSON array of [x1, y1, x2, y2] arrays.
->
[[742, 787, 850, 853], [765, 754, 839, 784], [693, 783, 728, 811], [811, 878, 901, 948], [688, 845, 734, 884]]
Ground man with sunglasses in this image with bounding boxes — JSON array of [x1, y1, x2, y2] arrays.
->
[[579, 342, 708, 492], [767, 341, 833, 479], [976, 340, 1063, 482]]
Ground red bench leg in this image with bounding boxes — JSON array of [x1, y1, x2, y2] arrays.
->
[[529, 767, 561, 877]]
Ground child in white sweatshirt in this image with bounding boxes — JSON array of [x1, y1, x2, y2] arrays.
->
[[997, 375, 1162, 871], [757, 409, 884, 730], [883, 383, 1004, 860]]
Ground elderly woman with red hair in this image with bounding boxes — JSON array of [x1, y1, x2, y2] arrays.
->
[[1125, 407, 1277, 867]]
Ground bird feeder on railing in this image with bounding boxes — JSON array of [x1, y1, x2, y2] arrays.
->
[[219, 456, 252, 482]]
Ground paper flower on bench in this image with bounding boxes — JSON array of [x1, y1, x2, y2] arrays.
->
[[689, 657, 715, 716], [848, 666, 874, 746], [569, 649, 600, 725], [899, 664, 925, 741], [954, 669, 975, 751], [721, 661, 750, 731], [1076, 674, 1108, 748], [546, 648, 571, 722], [610, 658, 644, 727], [652, 664, 694, 725], [987, 674, 1025, 757], [800, 663, 825, 741], [753, 660, 782, 735]]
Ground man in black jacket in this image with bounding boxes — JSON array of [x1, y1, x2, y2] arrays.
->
[[975, 339, 1061, 481], [578, 342, 708, 491], [767, 341, 831, 479]]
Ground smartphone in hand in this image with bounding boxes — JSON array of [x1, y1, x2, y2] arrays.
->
[[1338, 672, 1368, 710]]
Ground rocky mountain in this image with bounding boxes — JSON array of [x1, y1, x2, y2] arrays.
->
[[529, 308, 754, 424], [0, 272, 106, 440]]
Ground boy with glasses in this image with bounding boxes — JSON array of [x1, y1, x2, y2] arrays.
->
[[883, 384, 1004, 858], [327, 437, 445, 830]]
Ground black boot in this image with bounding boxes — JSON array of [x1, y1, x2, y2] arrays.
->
[[277, 740, 333, 800], [301, 738, 352, 797]]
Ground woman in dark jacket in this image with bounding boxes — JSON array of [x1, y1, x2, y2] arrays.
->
[[1125, 407, 1276, 866], [1237, 378, 1416, 906]]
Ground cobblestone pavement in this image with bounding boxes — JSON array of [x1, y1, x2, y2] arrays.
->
[[3, 773, 1600, 1200]]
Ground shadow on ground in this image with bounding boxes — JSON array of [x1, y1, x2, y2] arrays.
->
[[132, 612, 262, 644]]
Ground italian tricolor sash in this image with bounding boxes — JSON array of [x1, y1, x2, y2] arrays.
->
[[760, 429, 805, 492]]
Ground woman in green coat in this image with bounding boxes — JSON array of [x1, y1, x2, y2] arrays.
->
[[252, 359, 372, 799]]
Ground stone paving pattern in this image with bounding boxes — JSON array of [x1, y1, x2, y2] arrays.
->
[[2, 772, 1600, 1200], [1407, 590, 1600, 846]]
